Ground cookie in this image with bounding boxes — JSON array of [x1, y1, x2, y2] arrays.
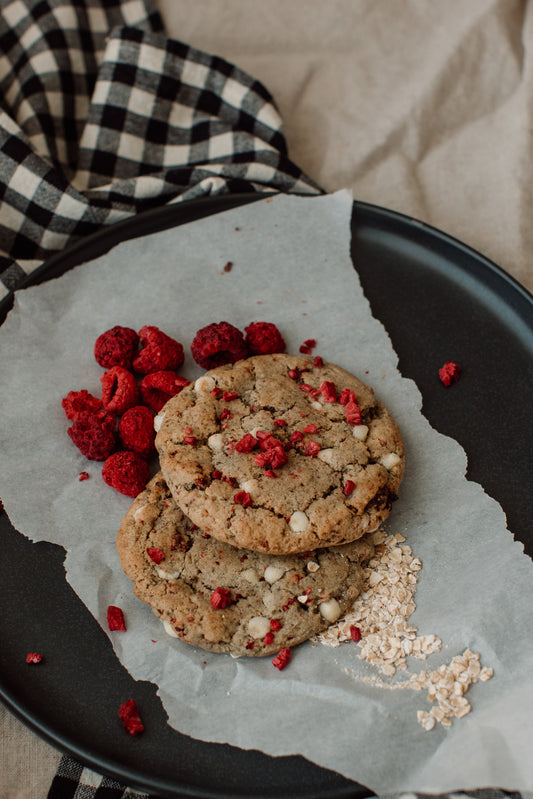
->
[[117, 474, 374, 657], [155, 354, 404, 554]]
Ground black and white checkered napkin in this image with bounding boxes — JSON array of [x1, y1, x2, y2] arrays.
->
[[0, 0, 320, 302]]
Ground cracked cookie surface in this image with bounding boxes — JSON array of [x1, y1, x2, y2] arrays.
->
[[117, 474, 373, 656], [155, 354, 404, 554]]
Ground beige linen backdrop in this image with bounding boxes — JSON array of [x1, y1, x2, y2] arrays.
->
[[2, 1, 532, 797]]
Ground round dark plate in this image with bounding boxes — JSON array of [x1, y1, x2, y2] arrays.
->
[[1, 195, 532, 798]]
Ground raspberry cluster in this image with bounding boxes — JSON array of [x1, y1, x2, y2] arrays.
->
[[63, 325, 189, 497], [63, 320, 287, 497]]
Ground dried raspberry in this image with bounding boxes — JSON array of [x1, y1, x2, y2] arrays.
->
[[350, 625, 362, 643], [101, 366, 140, 415], [190, 321, 248, 369], [264, 632, 274, 646], [107, 605, 127, 632], [299, 338, 316, 354], [118, 406, 155, 458], [235, 433, 258, 453], [304, 441, 320, 457], [26, 652, 43, 664], [102, 451, 150, 497], [313, 355, 324, 368], [147, 547, 165, 564], [234, 490, 252, 507], [320, 381, 337, 403], [210, 587, 232, 609], [222, 391, 238, 402], [290, 430, 304, 444], [133, 326, 184, 374], [303, 423, 317, 434], [343, 480, 355, 496], [272, 648, 291, 670], [61, 389, 102, 421], [68, 410, 116, 461], [139, 370, 190, 413], [439, 361, 461, 386], [270, 619, 282, 631], [339, 388, 356, 405], [244, 321, 286, 355], [345, 400, 362, 425], [118, 699, 144, 736], [94, 326, 139, 369], [78, 471, 90, 481]]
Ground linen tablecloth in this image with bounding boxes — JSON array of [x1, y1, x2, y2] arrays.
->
[[2, 0, 533, 797]]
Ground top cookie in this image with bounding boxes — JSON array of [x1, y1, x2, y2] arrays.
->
[[155, 354, 404, 554]]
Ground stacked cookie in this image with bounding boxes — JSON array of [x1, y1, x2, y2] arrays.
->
[[116, 354, 405, 657]]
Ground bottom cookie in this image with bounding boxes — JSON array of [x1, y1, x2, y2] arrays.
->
[[116, 474, 375, 657]]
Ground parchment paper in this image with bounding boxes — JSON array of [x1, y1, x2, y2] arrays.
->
[[1, 191, 533, 794]]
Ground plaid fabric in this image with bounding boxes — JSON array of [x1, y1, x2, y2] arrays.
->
[[0, 0, 320, 300], [48, 754, 150, 798]]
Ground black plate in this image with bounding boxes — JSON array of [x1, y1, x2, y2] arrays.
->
[[1, 195, 533, 798]]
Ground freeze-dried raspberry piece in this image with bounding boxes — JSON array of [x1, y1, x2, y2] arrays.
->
[[26, 652, 43, 664], [210, 587, 232, 609], [244, 321, 286, 355], [350, 625, 362, 643], [61, 389, 102, 421], [272, 648, 291, 670], [147, 547, 165, 564], [439, 361, 461, 386], [132, 326, 184, 374], [94, 326, 139, 369], [102, 451, 150, 497], [101, 366, 140, 415], [107, 605, 127, 632], [68, 410, 116, 461], [190, 321, 248, 369], [118, 406, 155, 458], [139, 370, 190, 413], [118, 699, 144, 736]]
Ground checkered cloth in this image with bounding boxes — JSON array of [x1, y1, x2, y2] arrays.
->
[[0, 0, 320, 302]]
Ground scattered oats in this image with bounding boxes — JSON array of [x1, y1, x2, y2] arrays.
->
[[317, 528, 493, 731]]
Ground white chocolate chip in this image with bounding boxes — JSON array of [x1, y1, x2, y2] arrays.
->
[[264, 565, 286, 584], [317, 448, 335, 465], [207, 433, 224, 451], [380, 452, 401, 470], [133, 504, 149, 521], [311, 401, 322, 410], [241, 568, 260, 584], [241, 479, 258, 494], [156, 567, 182, 580], [162, 620, 179, 638], [352, 424, 369, 441], [247, 616, 272, 639], [194, 375, 216, 392], [153, 411, 166, 432], [297, 594, 310, 604], [307, 561, 320, 573], [319, 598, 342, 622], [289, 510, 309, 533]]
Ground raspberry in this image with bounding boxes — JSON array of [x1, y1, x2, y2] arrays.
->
[[68, 410, 116, 461], [61, 389, 102, 421], [190, 321, 248, 369], [210, 587, 232, 609], [439, 361, 461, 386], [102, 451, 150, 497], [244, 321, 286, 355], [139, 370, 190, 413], [26, 652, 43, 664], [94, 326, 139, 369], [132, 326, 184, 374], [147, 547, 165, 563], [101, 366, 140, 415], [107, 605, 127, 632], [118, 699, 144, 736], [350, 625, 362, 643], [118, 406, 155, 459], [272, 648, 291, 670]]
